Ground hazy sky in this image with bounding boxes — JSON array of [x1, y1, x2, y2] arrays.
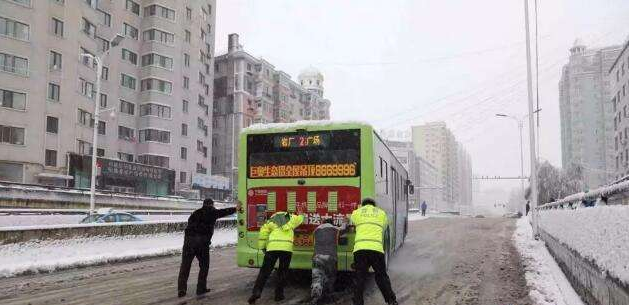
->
[[216, 0, 629, 195]]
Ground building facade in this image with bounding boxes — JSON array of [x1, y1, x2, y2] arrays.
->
[[609, 39, 629, 181], [559, 40, 621, 188], [212, 34, 331, 194], [411, 121, 471, 211], [0, 0, 216, 195]]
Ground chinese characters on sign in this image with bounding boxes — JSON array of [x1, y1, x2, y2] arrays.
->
[[249, 163, 356, 178], [101, 159, 165, 180], [277, 134, 325, 148]]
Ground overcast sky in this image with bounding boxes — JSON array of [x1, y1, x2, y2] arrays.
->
[[216, 0, 629, 197]]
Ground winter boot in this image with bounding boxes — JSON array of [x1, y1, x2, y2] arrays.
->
[[248, 293, 260, 304]]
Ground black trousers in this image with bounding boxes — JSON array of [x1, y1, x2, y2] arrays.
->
[[252, 251, 292, 297], [177, 235, 210, 294], [311, 254, 337, 304], [421, 209, 426, 216], [353, 250, 396, 305]]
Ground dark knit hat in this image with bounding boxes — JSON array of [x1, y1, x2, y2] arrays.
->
[[203, 198, 214, 207], [361, 198, 376, 206]]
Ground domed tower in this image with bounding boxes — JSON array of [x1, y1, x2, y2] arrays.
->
[[570, 38, 586, 56], [298, 67, 324, 97]]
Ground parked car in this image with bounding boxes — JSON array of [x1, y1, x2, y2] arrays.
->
[[80, 208, 142, 224]]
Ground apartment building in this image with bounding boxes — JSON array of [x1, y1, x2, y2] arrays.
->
[[0, 0, 216, 195], [559, 39, 621, 188], [212, 34, 331, 191], [609, 39, 629, 181], [411, 121, 472, 210]]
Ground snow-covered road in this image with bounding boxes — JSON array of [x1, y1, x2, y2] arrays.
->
[[0, 229, 236, 278]]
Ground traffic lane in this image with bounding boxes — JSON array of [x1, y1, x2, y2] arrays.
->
[[367, 217, 532, 305]]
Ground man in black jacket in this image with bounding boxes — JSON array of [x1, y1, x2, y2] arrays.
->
[[177, 198, 236, 297]]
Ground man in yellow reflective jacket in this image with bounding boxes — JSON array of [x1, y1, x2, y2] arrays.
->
[[350, 198, 397, 305], [248, 211, 304, 304]]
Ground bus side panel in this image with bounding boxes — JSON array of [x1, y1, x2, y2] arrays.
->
[[371, 132, 395, 252]]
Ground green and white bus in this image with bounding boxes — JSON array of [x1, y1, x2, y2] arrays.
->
[[236, 121, 411, 270]]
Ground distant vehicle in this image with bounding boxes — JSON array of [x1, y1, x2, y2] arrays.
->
[[80, 208, 142, 224]]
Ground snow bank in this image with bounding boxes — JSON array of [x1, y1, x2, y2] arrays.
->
[[513, 217, 584, 305], [537, 206, 629, 284], [0, 229, 236, 278], [540, 179, 629, 208]]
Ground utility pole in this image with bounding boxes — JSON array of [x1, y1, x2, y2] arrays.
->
[[524, 0, 539, 235]]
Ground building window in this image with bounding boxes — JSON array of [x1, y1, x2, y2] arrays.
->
[[179, 171, 187, 183], [77, 109, 94, 127], [183, 76, 189, 89], [182, 100, 189, 113], [119, 100, 135, 115], [139, 129, 170, 143], [142, 28, 174, 44], [117, 152, 134, 162], [80, 47, 96, 68], [97, 120, 106, 135], [198, 72, 205, 84], [121, 48, 138, 65], [77, 140, 91, 155], [44, 149, 58, 167], [184, 53, 190, 67], [123, 23, 138, 39], [125, 0, 140, 15], [138, 155, 169, 168], [185, 30, 191, 43], [0, 16, 29, 40], [186, 7, 192, 20], [181, 123, 188, 136], [0, 52, 28, 76], [120, 74, 136, 90], [51, 18, 64, 37], [47, 83, 60, 101], [46, 116, 59, 133], [180, 147, 187, 160], [118, 125, 135, 141], [141, 53, 173, 70], [96, 36, 109, 52], [97, 9, 111, 26], [0, 125, 25, 145], [96, 148, 105, 157], [196, 163, 207, 174], [81, 18, 96, 38], [1, 88, 26, 110], [141, 78, 172, 94], [48, 51, 62, 71], [144, 4, 175, 20], [78, 78, 95, 99], [101, 66, 109, 80], [140, 103, 171, 118], [99, 93, 108, 108]]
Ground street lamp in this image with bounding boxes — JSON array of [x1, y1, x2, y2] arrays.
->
[[79, 34, 125, 215]]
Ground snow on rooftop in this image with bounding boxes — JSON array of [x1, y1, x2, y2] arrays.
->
[[242, 120, 371, 132]]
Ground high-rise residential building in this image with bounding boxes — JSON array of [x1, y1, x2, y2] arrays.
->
[[0, 0, 216, 195], [609, 39, 629, 181], [212, 34, 331, 192], [411, 121, 472, 210], [559, 39, 621, 188], [386, 139, 441, 210]]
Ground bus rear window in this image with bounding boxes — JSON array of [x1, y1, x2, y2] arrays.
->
[[247, 129, 360, 179]]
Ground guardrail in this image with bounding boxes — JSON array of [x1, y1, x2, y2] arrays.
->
[[0, 208, 195, 215], [0, 219, 236, 245]]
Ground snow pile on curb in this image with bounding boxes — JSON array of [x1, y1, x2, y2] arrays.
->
[[513, 217, 584, 305], [0, 229, 236, 278], [408, 213, 429, 221], [537, 206, 629, 284]]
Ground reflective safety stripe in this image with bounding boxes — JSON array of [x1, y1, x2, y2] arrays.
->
[[268, 239, 294, 244], [355, 222, 384, 229], [355, 238, 383, 244]]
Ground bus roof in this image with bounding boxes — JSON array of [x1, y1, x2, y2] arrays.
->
[[241, 120, 373, 134]]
